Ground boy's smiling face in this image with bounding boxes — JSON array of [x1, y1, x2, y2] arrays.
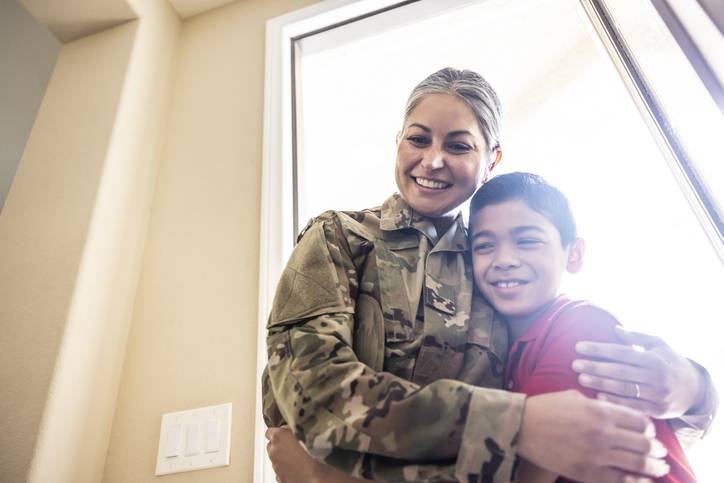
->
[[470, 199, 584, 325]]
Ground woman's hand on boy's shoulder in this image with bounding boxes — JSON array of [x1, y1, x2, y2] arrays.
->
[[571, 326, 706, 418]]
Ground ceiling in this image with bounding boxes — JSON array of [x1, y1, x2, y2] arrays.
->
[[19, 0, 240, 42], [167, 0, 237, 19]]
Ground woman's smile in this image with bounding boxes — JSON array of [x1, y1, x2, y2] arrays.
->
[[395, 93, 492, 220], [412, 176, 451, 190]]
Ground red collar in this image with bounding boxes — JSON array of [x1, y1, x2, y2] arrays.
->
[[513, 295, 572, 344]]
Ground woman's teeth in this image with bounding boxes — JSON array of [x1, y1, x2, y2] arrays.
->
[[415, 177, 450, 189], [493, 281, 523, 288]]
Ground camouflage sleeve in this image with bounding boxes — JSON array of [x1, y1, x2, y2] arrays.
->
[[265, 215, 525, 482], [261, 365, 285, 427], [669, 360, 718, 448]]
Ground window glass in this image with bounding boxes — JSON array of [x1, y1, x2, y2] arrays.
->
[[294, 0, 722, 478]]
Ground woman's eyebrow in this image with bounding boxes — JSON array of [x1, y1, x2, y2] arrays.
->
[[446, 130, 475, 138], [408, 123, 430, 132], [407, 124, 475, 138]]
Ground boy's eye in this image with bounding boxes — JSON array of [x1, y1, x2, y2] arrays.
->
[[446, 142, 472, 153], [473, 242, 495, 252], [518, 238, 543, 248]]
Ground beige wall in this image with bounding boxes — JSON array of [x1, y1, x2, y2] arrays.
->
[[0, 0, 318, 481], [0, 20, 139, 482], [1, 0, 175, 481], [101, 0, 317, 482], [29, 1, 182, 480], [0, 0, 60, 212]]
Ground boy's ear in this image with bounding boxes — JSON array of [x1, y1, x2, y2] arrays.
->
[[566, 238, 585, 274]]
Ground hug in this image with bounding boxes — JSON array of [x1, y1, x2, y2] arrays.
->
[[262, 68, 717, 483]]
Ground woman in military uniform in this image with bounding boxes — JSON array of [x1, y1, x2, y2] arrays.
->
[[262, 68, 716, 483]]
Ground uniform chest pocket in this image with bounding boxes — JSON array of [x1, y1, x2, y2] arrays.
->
[[376, 240, 424, 344], [353, 293, 385, 371]]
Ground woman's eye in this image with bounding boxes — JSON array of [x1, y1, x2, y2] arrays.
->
[[446, 142, 472, 153], [407, 135, 430, 146]]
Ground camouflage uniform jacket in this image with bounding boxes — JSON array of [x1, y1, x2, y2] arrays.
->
[[263, 193, 525, 482]]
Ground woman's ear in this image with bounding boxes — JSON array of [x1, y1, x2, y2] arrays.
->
[[566, 238, 586, 274], [490, 148, 502, 171], [483, 148, 503, 182], [396, 131, 402, 145]]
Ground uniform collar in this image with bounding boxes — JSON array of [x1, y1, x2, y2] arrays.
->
[[380, 193, 417, 231], [379, 193, 468, 251]]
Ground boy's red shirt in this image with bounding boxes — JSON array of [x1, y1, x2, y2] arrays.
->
[[504, 295, 697, 483]]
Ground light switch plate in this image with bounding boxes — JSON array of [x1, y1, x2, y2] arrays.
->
[[155, 402, 232, 476]]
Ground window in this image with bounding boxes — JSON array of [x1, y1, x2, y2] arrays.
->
[[257, 1, 723, 481]]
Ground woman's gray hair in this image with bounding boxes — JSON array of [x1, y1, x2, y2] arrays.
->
[[403, 67, 502, 151]]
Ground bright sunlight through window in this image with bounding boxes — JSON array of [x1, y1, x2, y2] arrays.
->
[[292, 0, 722, 479]]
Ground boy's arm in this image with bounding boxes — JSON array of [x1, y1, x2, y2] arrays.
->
[[520, 305, 621, 398], [512, 305, 669, 482]]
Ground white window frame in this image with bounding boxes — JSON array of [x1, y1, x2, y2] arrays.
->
[[254, 5, 420, 481], [579, 0, 723, 262], [253, 1, 724, 481]]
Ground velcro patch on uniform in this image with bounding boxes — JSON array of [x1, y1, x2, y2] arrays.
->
[[269, 222, 353, 326], [424, 275, 457, 315]]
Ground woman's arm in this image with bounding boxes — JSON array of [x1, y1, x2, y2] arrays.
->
[[515, 459, 557, 483], [264, 214, 665, 482], [264, 213, 524, 482], [266, 427, 368, 483]]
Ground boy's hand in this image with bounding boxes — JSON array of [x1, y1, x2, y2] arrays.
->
[[572, 327, 706, 418], [265, 426, 368, 483], [266, 426, 324, 483], [518, 390, 668, 482]]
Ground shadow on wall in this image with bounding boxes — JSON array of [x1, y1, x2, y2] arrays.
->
[[0, 0, 60, 212]]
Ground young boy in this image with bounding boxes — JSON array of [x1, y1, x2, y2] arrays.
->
[[468, 172, 697, 483]]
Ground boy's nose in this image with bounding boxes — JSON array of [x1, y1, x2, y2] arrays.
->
[[493, 259, 520, 270], [492, 251, 521, 270]]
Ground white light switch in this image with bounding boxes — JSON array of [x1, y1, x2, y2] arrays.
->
[[204, 419, 220, 453], [185, 422, 201, 456], [163, 423, 182, 458], [155, 403, 232, 476]]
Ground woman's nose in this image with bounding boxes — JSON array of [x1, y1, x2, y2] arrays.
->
[[420, 147, 445, 170]]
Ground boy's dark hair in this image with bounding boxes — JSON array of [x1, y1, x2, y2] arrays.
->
[[469, 172, 577, 246]]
